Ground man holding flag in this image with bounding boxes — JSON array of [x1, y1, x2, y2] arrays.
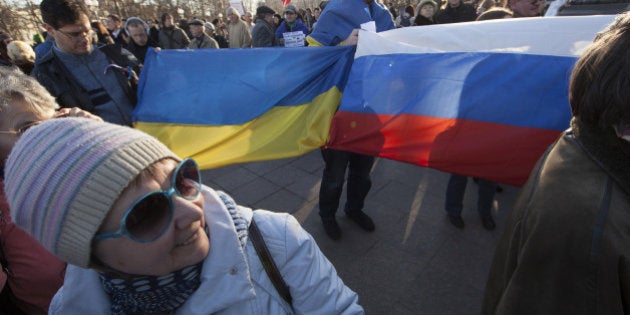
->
[[306, 0, 394, 240]]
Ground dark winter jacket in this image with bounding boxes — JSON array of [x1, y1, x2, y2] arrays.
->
[[436, 3, 477, 23], [32, 45, 139, 125], [483, 119, 630, 314]]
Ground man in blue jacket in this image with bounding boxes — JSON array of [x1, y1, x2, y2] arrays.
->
[[276, 5, 310, 46], [306, 0, 394, 240]]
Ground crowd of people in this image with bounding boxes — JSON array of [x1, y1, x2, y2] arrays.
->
[[0, 0, 629, 312]]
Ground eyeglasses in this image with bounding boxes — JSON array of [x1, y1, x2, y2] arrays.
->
[[94, 158, 202, 243], [0, 121, 41, 136], [56, 28, 93, 41]]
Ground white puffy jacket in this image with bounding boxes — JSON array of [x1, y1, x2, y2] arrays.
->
[[50, 186, 363, 314]]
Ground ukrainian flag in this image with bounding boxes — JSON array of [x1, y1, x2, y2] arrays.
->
[[133, 46, 354, 169]]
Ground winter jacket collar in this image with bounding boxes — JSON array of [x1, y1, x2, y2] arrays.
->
[[571, 118, 630, 195]]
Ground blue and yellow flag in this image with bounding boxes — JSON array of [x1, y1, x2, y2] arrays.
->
[[133, 46, 354, 169]]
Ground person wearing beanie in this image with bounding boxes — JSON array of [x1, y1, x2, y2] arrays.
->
[[0, 67, 99, 314], [252, 5, 279, 47], [4, 117, 363, 314]]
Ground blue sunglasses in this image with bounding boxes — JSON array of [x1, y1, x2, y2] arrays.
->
[[94, 158, 201, 243]]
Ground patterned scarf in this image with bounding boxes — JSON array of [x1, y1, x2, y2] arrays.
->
[[100, 262, 203, 315], [98, 191, 248, 314]]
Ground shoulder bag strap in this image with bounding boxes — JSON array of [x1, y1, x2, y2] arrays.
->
[[248, 218, 293, 306]]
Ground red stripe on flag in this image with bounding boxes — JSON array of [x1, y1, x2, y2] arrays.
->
[[328, 111, 562, 186]]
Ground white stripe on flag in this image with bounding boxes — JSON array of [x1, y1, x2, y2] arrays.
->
[[356, 15, 616, 58]]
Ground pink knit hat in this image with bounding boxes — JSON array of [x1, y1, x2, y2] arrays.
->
[[4, 118, 178, 268]]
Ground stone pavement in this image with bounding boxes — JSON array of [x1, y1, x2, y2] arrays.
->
[[201, 149, 521, 314]]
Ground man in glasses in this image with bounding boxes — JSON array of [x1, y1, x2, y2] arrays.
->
[[4, 117, 363, 314], [32, 0, 140, 126]]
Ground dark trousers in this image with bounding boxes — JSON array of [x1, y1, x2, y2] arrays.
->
[[318, 148, 375, 218], [445, 174, 497, 218]]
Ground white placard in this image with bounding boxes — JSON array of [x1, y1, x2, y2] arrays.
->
[[360, 21, 376, 32], [229, 0, 245, 15], [283, 31, 305, 47]]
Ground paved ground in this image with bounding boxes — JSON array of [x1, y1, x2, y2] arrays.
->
[[201, 149, 521, 314]]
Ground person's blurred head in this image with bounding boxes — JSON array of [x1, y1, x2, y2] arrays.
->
[[284, 4, 298, 23], [256, 6, 276, 24], [90, 20, 113, 45], [446, 0, 462, 8], [314, 7, 321, 18], [106, 14, 122, 31], [273, 13, 282, 25], [188, 19, 205, 38], [504, 0, 543, 17], [6, 41, 35, 64], [569, 12, 630, 131], [5, 118, 209, 275], [243, 11, 253, 24], [204, 22, 215, 35], [226, 7, 240, 23], [40, 0, 93, 55], [125, 17, 149, 46], [161, 12, 174, 27], [476, 7, 513, 20], [417, 0, 437, 18], [0, 67, 58, 164]]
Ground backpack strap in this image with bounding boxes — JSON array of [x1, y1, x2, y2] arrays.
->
[[248, 218, 293, 306]]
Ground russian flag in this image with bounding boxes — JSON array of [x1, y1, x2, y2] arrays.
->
[[328, 16, 616, 186], [133, 46, 354, 169]]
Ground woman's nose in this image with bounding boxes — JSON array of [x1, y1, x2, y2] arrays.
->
[[171, 196, 204, 229]]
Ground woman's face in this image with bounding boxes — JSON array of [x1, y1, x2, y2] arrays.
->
[[420, 4, 435, 18], [93, 159, 209, 276], [0, 99, 55, 163]]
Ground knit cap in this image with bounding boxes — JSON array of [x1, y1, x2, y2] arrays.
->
[[4, 118, 179, 268]]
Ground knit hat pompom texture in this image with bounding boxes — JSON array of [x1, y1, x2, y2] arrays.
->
[[4, 118, 178, 268]]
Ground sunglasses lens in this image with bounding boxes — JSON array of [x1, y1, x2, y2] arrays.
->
[[126, 193, 171, 241], [175, 159, 201, 199]]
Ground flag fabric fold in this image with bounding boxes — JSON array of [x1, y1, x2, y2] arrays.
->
[[327, 16, 616, 186]]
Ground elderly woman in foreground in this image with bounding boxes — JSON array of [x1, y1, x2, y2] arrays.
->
[[4, 117, 362, 314]]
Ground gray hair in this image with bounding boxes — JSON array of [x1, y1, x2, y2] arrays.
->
[[0, 67, 58, 115]]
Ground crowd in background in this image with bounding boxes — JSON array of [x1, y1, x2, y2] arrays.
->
[[0, 0, 545, 74]]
